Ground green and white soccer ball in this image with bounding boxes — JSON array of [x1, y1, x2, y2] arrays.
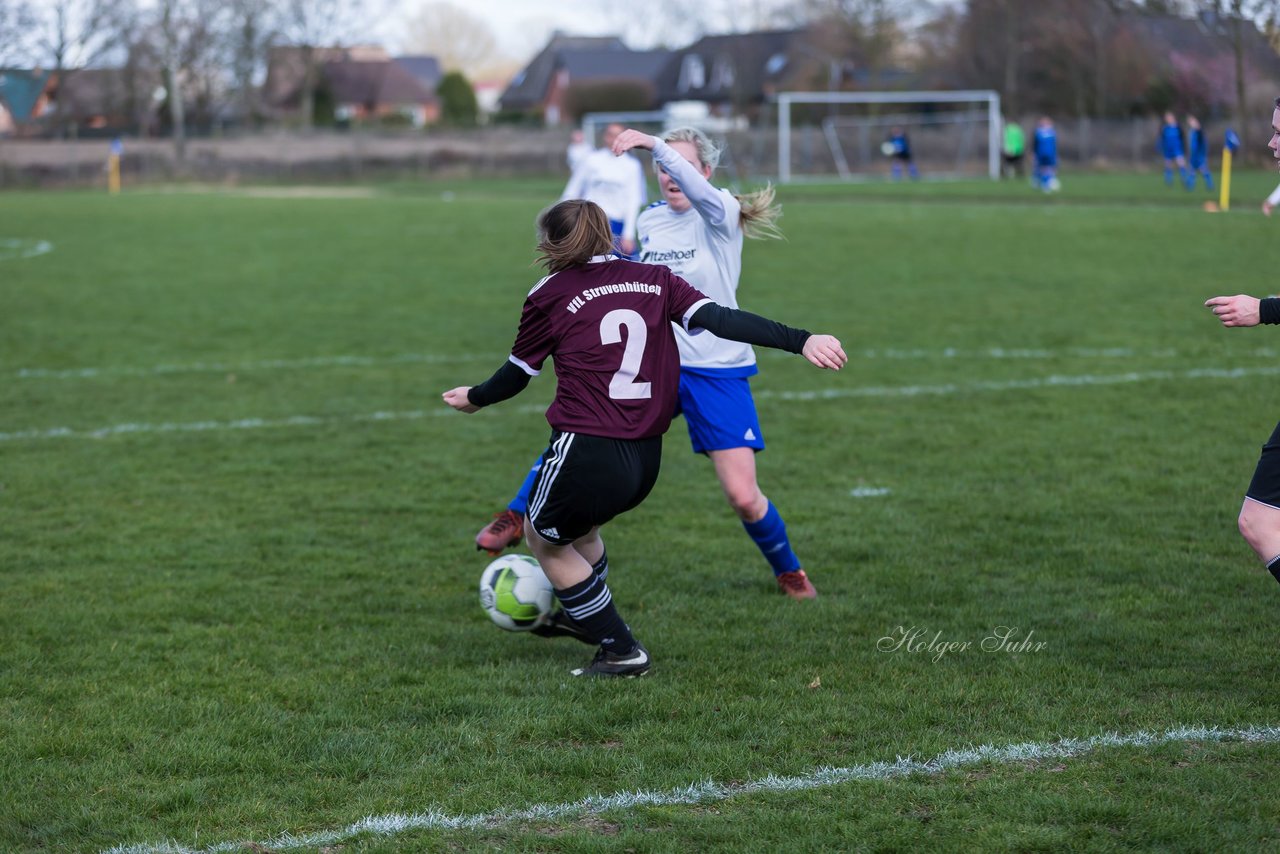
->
[[479, 554, 554, 631]]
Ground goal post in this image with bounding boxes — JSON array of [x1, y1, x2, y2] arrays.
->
[[776, 90, 1002, 183]]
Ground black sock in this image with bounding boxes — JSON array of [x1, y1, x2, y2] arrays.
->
[[1268, 555, 1280, 587], [554, 573, 634, 654], [592, 549, 609, 581]]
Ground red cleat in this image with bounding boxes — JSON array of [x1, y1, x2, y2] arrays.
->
[[776, 569, 817, 600], [476, 508, 524, 555]]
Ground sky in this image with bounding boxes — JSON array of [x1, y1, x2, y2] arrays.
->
[[376, 0, 798, 69]]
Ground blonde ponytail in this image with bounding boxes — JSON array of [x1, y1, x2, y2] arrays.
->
[[661, 126, 783, 241]]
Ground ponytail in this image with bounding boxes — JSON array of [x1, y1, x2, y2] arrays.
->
[[661, 126, 783, 241]]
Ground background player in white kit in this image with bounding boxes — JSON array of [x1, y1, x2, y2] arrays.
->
[[477, 126, 823, 600], [561, 123, 647, 259]]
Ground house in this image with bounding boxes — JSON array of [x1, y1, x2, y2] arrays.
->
[[45, 67, 164, 134], [394, 55, 443, 94], [498, 33, 671, 125], [321, 59, 439, 127], [652, 29, 817, 118], [0, 69, 52, 136]]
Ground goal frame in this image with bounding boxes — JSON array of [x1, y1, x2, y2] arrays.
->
[[775, 90, 1002, 183]]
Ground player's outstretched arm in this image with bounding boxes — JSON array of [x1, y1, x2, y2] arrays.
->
[[442, 387, 479, 413], [443, 361, 533, 412], [1204, 294, 1264, 328], [689, 302, 846, 370]]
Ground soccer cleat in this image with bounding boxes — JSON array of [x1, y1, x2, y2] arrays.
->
[[571, 643, 650, 678], [475, 508, 524, 555], [776, 569, 817, 600], [531, 609, 595, 645]]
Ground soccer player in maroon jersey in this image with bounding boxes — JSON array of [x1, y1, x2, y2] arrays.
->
[[1201, 97, 1280, 593], [443, 200, 845, 677]]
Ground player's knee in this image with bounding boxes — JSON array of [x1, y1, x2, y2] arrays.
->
[[726, 487, 766, 521], [1238, 508, 1261, 550]]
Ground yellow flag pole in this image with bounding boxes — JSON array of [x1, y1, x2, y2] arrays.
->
[[1219, 147, 1232, 212], [108, 153, 121, 195]]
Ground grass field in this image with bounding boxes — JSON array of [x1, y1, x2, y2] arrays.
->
[[3, 170, 1280, 852]]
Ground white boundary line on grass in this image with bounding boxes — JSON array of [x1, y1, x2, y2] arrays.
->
[[0, 237, 54, 261], [5, 364, 1280, 443], [18, 345, 1280, 382], [102, 724, 1280, 854]]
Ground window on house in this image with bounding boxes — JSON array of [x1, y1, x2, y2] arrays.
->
[[678, 55, 705, 93], [712, 58, 734, 90]]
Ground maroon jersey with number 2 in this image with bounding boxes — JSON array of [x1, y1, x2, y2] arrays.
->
[[509, 255, 712, 440]]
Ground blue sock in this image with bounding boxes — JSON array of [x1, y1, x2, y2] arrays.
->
[[508, 457, 542, 515], [743, 502, 801, 577], [1204, 172, 1214, 190], [1164, 167, 1173, 185]]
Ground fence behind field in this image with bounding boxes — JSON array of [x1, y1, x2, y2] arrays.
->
[[0, 117, 1237, 189]]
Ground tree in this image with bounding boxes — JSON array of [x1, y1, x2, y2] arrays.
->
[[226, 0, 275, 126], [0, 0, 36, 66], [436, 70, 477, 125], [404, 2, 497, 79]]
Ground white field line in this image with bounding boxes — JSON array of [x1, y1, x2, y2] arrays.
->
[[102, 724, 1280, 854], [0, 238, 54, 261], [4, 364, 1279, 444], [15, 345, 1278, 382]]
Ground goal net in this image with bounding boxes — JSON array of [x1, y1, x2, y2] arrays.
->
[[775, 90, 1002, 183]]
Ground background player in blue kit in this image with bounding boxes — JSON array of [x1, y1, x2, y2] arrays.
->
[[1160, 111, 1191, 188], [475, 126, 826, 600], [1186, 115, 1213, 190], [886, 127, 919, 180], [443, 200, 845, 676], [1033, 116, 1060, 192]]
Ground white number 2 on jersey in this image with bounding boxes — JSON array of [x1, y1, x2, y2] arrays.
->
[[599, 309, 652, 400]]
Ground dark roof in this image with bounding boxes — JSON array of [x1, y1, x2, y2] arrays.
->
[[559, 48, 672, 81], [653, 29, 807, 105], [0, 69, 51, 123], [395, 55, 442, 90], [1129, 10, 1280, 76], [499, 33, 627, 111], [322, 59, 437, 107]]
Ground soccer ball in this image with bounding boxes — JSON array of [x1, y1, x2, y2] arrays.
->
[[880, 141, 897, 156], [479, 554, 554, 631]]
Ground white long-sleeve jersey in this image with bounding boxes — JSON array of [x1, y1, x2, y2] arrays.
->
[[561, 149, 647, 242], [1267, 181, 1280, 207], [637, 138, 754, 373]]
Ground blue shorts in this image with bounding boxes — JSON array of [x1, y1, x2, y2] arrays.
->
[[675, 369, 765, 454]]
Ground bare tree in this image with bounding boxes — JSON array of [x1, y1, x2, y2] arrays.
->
[[275, 0, 370, 129], [226, 0, 276, 125], [0, 0, 36, 66], [404, 2, 497, 78], [152, 0, 225, 160]]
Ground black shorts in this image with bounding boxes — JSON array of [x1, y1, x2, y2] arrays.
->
[[1246, 421, 1280, 509], [526, 430, 663, 546]]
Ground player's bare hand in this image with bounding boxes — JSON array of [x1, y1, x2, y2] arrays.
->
[[619, 237, 636, 256], [1264, 201, 1275, 217], [612, 129, 656, 156], [442, 386, 480, 412], [802, 334, 847, 370], [1204, 294, 1261, 327]]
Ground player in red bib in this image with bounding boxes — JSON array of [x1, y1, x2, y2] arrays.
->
[[443, 200, 845, 677]]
